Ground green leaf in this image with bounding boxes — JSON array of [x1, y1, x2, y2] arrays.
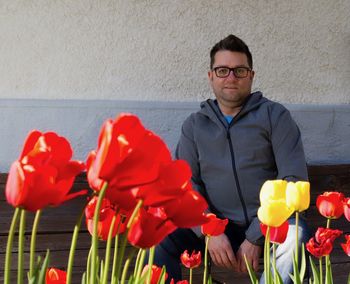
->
[[208, 275, 213, 284], [128, 274, 135, 283], [299, 244, 306, 281], [37, 250, 50, 284], [347, 272, 350, 284], [309, 256, 320, 284], [292, 250, 302, 284], [156, 266, 167, 284], [81, 272, 86, 284], [272, 261, 283, 284], [244, 254, 259, 284], [325, 256, 333, 284]]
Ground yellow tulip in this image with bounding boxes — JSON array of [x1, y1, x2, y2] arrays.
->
[[257, 200, 294, 227], [285, 181, 310, 212], [260, 180, 288, 206]]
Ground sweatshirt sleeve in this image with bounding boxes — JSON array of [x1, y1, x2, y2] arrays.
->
[[175, 116, 208, 238], [175, 115, 205, 192], [246, 105, 308, 246], [270, 106, 308, 181], [245, 217, 264, 246]]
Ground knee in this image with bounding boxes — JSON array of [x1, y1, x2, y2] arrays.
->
[[286, 218, 311, 245]]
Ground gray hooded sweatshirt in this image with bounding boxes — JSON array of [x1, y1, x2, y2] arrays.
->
[[175, 91, 308, 245]]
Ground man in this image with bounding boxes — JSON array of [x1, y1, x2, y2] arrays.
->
[[153, 34, 309, 283]]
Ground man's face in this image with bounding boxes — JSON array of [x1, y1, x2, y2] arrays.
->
[[208, 50, 254, 109]]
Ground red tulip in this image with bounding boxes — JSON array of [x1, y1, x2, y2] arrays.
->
[[85, 196, 127, 241], [260, 220, 289, 244], [341, 234, 350, 256], [128, 207, 177, 248], [170, 281, 189, 284], [86, 114, 171, 195], [134, 160, 192, 206], [316, 191, 345, 219], [343, 198, 350, 222], [306, 237, 334, 258], [6, 131, 85, 211], [201, 213, 228, 236], [161, 185, 208, 228], [142, 265, 167, 284], [315, 227, 343, 244], [46, 268, 66, 284], [180, 250, 201, 269]]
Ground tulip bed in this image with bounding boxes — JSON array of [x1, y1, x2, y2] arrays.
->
[[0, 114, 349, 284], [1, 165, 349, 283]]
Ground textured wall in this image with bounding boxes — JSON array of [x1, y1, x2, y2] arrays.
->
[[0, 0, 349, 104]]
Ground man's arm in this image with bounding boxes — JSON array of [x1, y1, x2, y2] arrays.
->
[[239, 106, 308, 272], [175, 116, 203, 188], [270, 106, 308, 181], [175, 116, 210, 237]]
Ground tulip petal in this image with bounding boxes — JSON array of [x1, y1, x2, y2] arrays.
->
[[258, 200, 294, 227], [285, 181, 310, 212], [260, 180, 287, 206]]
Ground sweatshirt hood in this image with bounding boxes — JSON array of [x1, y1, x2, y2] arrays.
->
[[199, 91, 268, 123]]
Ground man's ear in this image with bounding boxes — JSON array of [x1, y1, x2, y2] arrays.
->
[[250, 70, 255, 80], [208, 70, 213, 81]]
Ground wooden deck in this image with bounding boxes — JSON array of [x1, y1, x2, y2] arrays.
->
[[0, 164, 349, 283]]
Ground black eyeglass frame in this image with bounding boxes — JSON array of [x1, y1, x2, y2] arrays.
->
[[212, 66, 252, 78]]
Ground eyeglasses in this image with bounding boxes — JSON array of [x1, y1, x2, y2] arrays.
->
[[212, 66, 251, 78]]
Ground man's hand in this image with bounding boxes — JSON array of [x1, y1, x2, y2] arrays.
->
[[207, 233, 239, 271], [236, 239, 262, 273]]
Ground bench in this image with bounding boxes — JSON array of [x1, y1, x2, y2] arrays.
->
[[0, 164, 349, 283]]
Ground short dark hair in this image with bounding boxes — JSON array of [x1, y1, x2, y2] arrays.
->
[[210, 34, 253, 69]]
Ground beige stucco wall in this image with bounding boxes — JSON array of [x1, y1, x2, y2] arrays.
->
[[0, 0, 349, 104]]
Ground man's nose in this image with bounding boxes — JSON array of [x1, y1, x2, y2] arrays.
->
[[226, 70, 238, 80]]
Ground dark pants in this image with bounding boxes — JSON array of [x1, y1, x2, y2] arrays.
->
[[152, 218, 310, 284], [153, 221, 248, 283]]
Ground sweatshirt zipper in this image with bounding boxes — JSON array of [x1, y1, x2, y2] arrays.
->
[[226, 129, 249, 226], [206, 101, 249, 226]]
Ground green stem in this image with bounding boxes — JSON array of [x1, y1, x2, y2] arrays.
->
[[120, 257, 132, 284], [67, 200, 88, 284], [90, 182, 108, 284], [18, 209, 26, 284], [133, 248, 143, 277], [320, 257, 323, 284], [115, 232, 128, 281], [203, 236, 210, 284], [86, 246, 93, 284], [295, 212, 299, 265], [264, 227, 271, 284], [134, 249, 146, 283], [4, 207, 20, 284], [147, 246, 155, 284], [325, 218, 332, 284], [115, 200, 143, 281], [29, 210, 41, 279], [126, 200, 143, 229], [101, 215, 117, 284], [190, 268, 193, 284], [111, 234, 119, 284], [121, 248, 136, 284], [273, 243, 277, 284]]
